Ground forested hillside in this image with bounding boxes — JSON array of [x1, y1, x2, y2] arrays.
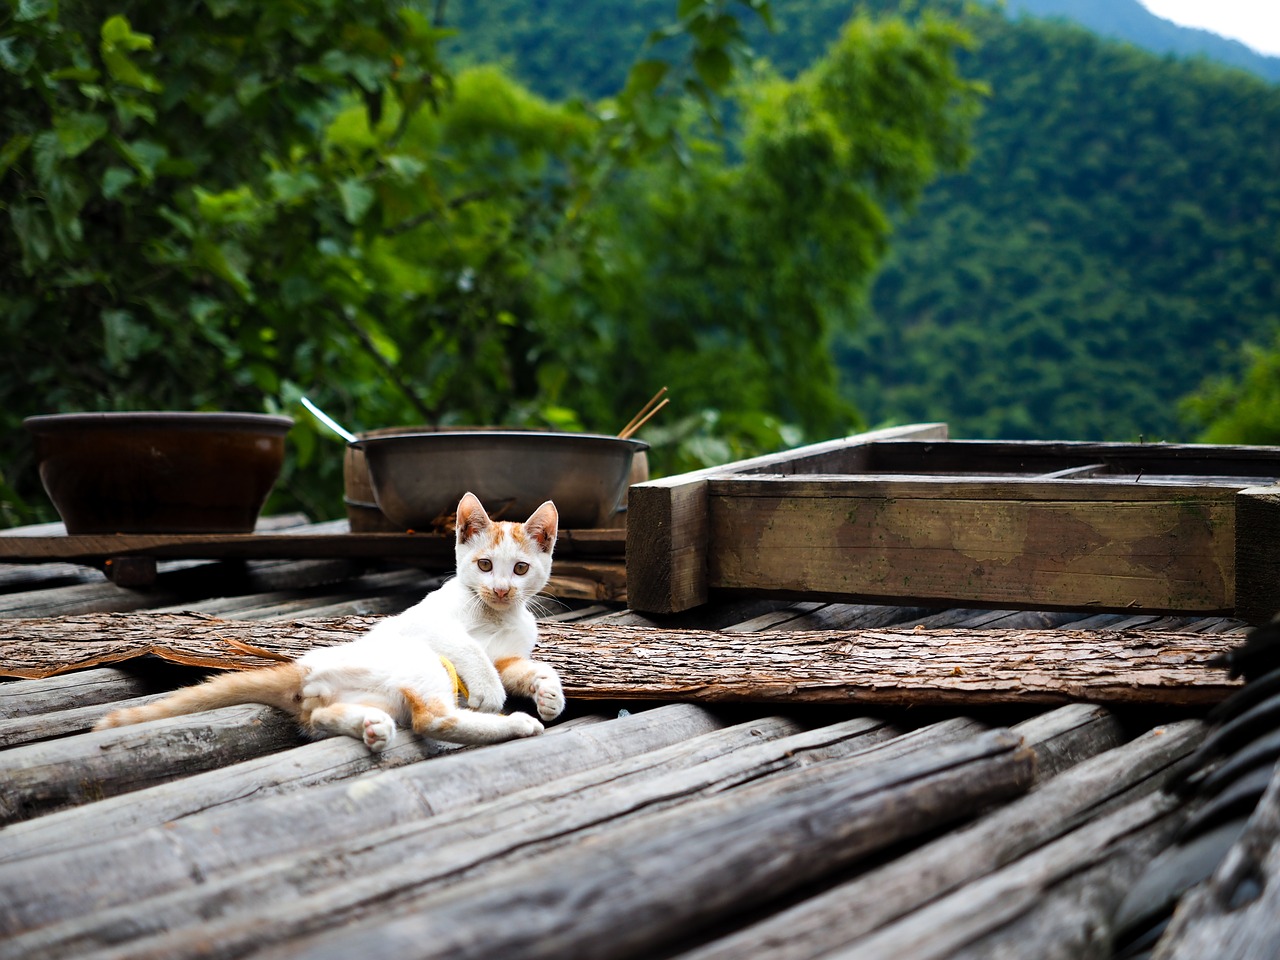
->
[[1003, 0, 1280, 82], [842, 7, 1280, 441], [451, 0, 1280, 443]]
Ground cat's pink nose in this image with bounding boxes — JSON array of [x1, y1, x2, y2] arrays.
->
[[493, 586, 511, 600]]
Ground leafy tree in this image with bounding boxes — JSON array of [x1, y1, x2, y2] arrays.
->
[[1183, 334, 1280, 446], [1, 0, 980, 523]]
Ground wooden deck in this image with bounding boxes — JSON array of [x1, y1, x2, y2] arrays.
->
[[0, 507, 1270, 958]]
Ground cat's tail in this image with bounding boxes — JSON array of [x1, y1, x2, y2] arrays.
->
[[94, 663, 304, 730]]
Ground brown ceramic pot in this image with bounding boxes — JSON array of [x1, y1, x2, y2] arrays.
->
[[24, 412, 293, 534]]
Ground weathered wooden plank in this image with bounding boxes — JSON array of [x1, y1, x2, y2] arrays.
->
[[0, 528, 623, 564], [0, 666, 159, 719], [0, 704, 304, 825], [0, 703, 725, 936], [1009, 702, 1125, 782], [203, 730, 1034, 960], [707, 476, 1237, 613], [1155, 766, 1280, 959], [0, 691, 172, 748], [860, 438, 1280, 478], [942, 810, 1180, 960], [626, 423, 947, 614], [0, 724, 468, 864], [825, 790, 1183, 960], [678, 718, 1201, 960], [9, 714, 901, 959], [0, 615, 1242, 705], [1235, 486, 1280, 626]]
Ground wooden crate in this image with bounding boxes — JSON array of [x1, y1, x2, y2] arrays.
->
[[626, 424, 1280, 622]]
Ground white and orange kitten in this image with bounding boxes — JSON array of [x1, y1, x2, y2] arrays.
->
[[96, 493, 565, 751]]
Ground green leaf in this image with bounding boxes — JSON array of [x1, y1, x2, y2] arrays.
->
[[267, 170, 321, 204], [101, 15, 154, 51], [338, 178, 375, 224], [53, 112, 108, 159], [102, 309, 150, 369], [384, 154, 427, 182], [101, 166, 136, 199], [692, 47, 733, 93], [194, 185, 261, 225], [9, 203, 53, 267], [113, 138, 168, 181], [0, 37, 37, 76], [626, 60, 669, 97], [194, 237, 254, 299], [0, 134, 33, 183], [101, 16, 163, 93], [14, 0, 56, 23]]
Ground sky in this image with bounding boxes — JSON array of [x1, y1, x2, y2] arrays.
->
[[1139, 1, 1280, 57]]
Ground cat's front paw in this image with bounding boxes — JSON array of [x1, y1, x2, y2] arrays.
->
[[532, 672, 565, 722], [362, 710, 396, 752], [466, 676, 507, 714]]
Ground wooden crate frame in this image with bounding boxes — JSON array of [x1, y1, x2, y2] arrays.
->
[[626, 424, 1280, 622]]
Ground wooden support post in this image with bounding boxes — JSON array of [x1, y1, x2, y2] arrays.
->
[[1235, 485, 1280, 626], [626, 423, 947, 614], [103, 556, 157, 587]]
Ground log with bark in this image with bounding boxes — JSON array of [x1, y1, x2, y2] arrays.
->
[[0, 613, 1241, 706]]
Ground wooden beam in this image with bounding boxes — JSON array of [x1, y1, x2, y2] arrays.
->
[[626, 423, 947, 614], [1235, 485, 1280, 626], [0, 614, 1242, 706], [0, 528, 623, 565], [706, 475, 1237, 614], [859, 438, 1280, 478]]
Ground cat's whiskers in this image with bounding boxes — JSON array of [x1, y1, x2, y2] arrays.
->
[[528, 593, 568, 619]]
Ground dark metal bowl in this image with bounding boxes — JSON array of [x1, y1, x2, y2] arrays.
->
[[354, 430, 648, 529], [24, 412, 293, 534]]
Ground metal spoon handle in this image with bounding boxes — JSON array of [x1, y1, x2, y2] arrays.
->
[[301, 396, 359, 444]]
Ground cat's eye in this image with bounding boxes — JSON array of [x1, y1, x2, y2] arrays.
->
[[513, 562, 529, 576], [477, 559, 493, 572]]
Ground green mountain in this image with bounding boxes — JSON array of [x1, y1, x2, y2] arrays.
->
[[448, 1, 1280, 443], [1003, 0, 1280, 83], [839, 5, 1280, 442]]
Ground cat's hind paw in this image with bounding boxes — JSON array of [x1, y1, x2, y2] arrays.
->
[[362, 710, 396, 752]]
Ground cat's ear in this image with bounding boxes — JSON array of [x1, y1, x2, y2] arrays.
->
[[524, 500, 558, 554], [456, 492, 491, 544]]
